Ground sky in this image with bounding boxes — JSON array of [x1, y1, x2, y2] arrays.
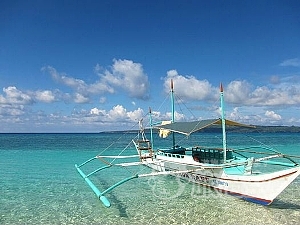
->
[[1, 0, 300, 133]]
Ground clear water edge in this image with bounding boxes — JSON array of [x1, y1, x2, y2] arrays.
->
[[1, 133, 300, 224]]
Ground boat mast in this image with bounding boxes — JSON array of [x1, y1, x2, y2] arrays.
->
[[220, 83, 227, 163], [170, 79, 176, 148], [149, 107, 154, 150]]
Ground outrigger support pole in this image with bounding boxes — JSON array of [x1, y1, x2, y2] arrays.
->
[[75, 164, 111, 207], [75, 163, 138, 208]]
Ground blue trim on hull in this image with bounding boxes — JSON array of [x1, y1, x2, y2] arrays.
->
[[199, 183, 273, 206], [203, 184, 273, 206], [228, 192, 272, 206], [167, 170, 274, 206]]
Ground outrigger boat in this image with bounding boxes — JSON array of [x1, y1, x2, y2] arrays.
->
[[75, 80, 300, 207]]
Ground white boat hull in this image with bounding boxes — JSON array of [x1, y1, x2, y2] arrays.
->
[[141, 154, 300, 205]]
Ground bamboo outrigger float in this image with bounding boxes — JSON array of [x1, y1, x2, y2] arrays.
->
[[75, 80, 300, 207]]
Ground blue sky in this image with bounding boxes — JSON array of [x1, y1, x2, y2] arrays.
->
[[1, 0, 300, 133]]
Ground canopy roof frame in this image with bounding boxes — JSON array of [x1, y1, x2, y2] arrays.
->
[[153, 118, 255, 136]]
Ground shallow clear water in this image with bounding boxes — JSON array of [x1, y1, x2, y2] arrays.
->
[[1, 132, 300, 224]]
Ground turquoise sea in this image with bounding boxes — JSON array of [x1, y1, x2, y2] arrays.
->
[[1, 132, 300, 225]]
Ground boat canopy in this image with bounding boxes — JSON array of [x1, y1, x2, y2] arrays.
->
[[154, 119, 255, 136]]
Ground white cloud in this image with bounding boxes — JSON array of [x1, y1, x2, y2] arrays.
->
[[265, 110, 282, 120], [43, 59, 150, 102], [279, 58, 300, 67], [225, 80, 251, 103], [150, 109, 185, 122], [0, 104, 25, 116], [228, 107, 242, 121], [42, 66, 114, 100], [163, 70, 300, 108], [158, 70, 300, 126], [43, 66, 87, 90], [3, 60, 300, 132], [1, 86, 33, 105], [90, 107, 105, 115], [248, 84, 300, 106], [101, 59, 150, 99], [108, 105, 127, 120], [0, 86, 64, 120], [164, 70, 217, 101], [0, 86, 32, 118], [74, 93, 89, 103], [127, 108, 144, 121], [34, 90, 56, 103], [89, 105, 145, 123], [88, 81, 115, 95], [42, 66, 87, 90]]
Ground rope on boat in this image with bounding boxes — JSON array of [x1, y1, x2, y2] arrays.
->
[[95, 112, 149, 157], [233, 146, 300, 165], [114, 161, 146, 167], [96, 155, 140, 159], [254, 154, 282, 162], [96, 156, 112, 166]]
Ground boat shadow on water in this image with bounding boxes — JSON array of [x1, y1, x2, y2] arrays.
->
[[269, 199, 300, 210], [95, 177, 129, 218]]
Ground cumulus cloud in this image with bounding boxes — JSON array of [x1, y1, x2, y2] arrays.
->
[[34, 90, 56, 103], [127, 108, 144, 121], [0, 104, 25, 116], [3, 59, 300, 131], [158, 70, 300, 126], [0, 86, 66, 120], [90, 107, 105, 115], [150, 109, 185, 122], [0, 59, 151, 131], [90, 105, 144, 123], [225, 80, 251, 103], [43, 66, 86, 90], [162, 70, 300, 108], [0, 86, 33, 105], [249, 82, 300, 106], [228, 107, 242, 121], [164, 70, 217, 101], [279, 58, 300, 67], [0, 87, 32, 120], [265, 110, 282, 120], [224, 106, 282, 125], [43, 59, 150, 103], [42, 66, 114, 102], [108, 105, 127, 120], [74, 93, 89, 103], [101, 59, 150, 99]]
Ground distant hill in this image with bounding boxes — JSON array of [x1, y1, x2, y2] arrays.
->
[[102, 125, 300, 134], [196, 125, 300, 133]]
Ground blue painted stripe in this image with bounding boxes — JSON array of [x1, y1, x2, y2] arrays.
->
[[227, 192, 272, 205], [196, 182, 273, 206]]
